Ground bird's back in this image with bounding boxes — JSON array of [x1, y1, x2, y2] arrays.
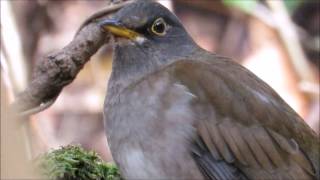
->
[[172, 52, 319, 180], [104, 48, 319, 180]]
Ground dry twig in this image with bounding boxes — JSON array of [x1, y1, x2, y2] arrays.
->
[[10, 1, 132, 116]]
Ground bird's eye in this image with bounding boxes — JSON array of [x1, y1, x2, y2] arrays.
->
[[151, 18, 167, 36]]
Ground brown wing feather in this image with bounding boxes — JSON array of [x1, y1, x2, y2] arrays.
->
[[168, 57, 319, 180]]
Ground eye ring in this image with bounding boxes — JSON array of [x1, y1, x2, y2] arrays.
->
[[151, 18, 167, 36]]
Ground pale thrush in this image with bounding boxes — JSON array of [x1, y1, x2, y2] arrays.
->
[[99, 1, 319, 179]]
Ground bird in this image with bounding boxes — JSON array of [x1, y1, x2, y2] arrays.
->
[[98, 1, 319, 179]]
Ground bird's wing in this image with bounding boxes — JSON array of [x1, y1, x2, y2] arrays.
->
[[162, 58, 319, 180]]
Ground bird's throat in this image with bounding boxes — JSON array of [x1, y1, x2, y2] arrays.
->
[[108, 37, 198, 93]]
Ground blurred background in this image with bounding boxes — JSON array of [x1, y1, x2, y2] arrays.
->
[[1, 0, 319, 178]]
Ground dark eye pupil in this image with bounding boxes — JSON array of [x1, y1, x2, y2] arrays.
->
[[154, 22, 165, 33]]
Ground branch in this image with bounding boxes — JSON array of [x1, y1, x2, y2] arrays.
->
[[10, 1, 132, 117]]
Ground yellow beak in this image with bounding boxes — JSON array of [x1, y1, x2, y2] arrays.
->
[[99, 19, 140, 40]]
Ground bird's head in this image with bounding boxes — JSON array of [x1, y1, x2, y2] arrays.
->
[[99, 0, 197, 65]]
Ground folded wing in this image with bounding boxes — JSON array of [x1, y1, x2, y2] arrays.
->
[[169, 58, 319, 180]]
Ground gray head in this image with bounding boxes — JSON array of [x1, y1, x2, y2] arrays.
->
[[99, 1, 197, 82]]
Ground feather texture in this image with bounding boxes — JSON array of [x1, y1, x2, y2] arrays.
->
[[170, 57, 319, 180]]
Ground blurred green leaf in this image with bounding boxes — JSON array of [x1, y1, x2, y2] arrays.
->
[[222, 0, 258, 13], [283, 0, 303, 13]]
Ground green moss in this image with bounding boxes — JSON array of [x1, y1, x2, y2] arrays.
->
[[36, 145, 121, 180]]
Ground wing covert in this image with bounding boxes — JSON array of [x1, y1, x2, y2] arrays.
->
[[167, 58, 319, 180]]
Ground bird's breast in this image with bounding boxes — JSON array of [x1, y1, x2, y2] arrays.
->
[[103, 72, 203, 179]]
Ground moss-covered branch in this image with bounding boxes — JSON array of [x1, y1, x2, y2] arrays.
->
[[36, 145, 121, 180]]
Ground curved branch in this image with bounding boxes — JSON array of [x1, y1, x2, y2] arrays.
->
[[10, 1, 131, 116]]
